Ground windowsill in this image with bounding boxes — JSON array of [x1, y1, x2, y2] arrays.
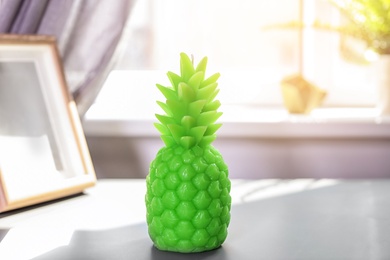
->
[[82, 70, 390, 139], [83, 105, 390, 138]]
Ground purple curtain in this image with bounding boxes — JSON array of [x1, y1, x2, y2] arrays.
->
[[0, 0, 135, 116]]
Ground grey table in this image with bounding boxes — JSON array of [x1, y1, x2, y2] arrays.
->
[[0, 179, 389, 260]]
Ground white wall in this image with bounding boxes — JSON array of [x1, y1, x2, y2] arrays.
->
[[86, 135, 390, 179]]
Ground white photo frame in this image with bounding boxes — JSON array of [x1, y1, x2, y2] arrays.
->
[[0, 34, 96, 212]]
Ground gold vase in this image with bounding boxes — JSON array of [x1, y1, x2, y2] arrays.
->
[[281, 74, 327, 114]]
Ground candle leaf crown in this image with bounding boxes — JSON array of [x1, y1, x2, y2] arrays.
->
[[155, 53, 222, 149]]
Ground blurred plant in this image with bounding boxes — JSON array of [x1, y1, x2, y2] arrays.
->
[[331, 0, 390, 55], [263, 0, 390, 55]]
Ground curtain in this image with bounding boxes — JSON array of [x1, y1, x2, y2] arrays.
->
[[0, 0, 135, 116]]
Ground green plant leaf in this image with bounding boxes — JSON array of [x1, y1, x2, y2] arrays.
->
[[208, 89, 220, 103], [200, 73, 220, 88], [189, 126, 207, 143], [156, 101, 172, 116], [188, 100, 206, 117], [166, 99, 186, 121], [203, 100, 221, 112], [197, 83, 218, 100], [154, 123, 170, 135], [180, 53, 195, 81], [161, 135, 176, 147], [205, 123, 222, 136], [181, 115, 196, 130], [178, 82, 195, 102], [167, 71, 183, 90], [167, 124, 185, 144], [188, 71, 204, 91], [199, 134, 217, 147], [167, 71, 182, 91], [197, 111, 222, 126], [195, 56, 208, 73], [156, 114, 175, 126], [180, 136, 196, 149], [156, 84, 177, 100]]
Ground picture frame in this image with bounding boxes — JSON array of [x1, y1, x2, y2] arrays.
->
[[0, 34, 96, 213]]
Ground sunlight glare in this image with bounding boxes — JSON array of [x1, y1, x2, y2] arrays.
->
[[231, 179, 340, 204], [0, 226, 73, 260]]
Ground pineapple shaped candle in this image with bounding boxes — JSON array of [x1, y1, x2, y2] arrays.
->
[[146, 53, 231, 253]]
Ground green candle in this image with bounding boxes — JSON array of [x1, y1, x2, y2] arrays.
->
[[145, 53, 231, 253]]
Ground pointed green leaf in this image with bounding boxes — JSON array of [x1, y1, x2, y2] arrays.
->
[[195, 56, 208, 73], [156, 101, 172, 116], [180, 136, 196, 149], [167, 71, 182, 91], [200, 73, 220, 88], [188, 71, 204, 91], [189, 126, 207, 143], [180, 53, 195, 81], [189, 100, 206, 118], [181, 115, 196, 130], [156, 84, 177, 100], [154, 123, 170, 135], [167, 124, 185, 144], [166, 99, 186, 121], [205, 123, 222, 136], [178, 82, 195, 102], [199, 134, 217, 147], [155, 114, 175, 126], [203, 100, 221, 112], [197, 111, 222, 126], [197, 83, 218, 100], [161, 135, 176, 147], [208, 89, 220, 102]]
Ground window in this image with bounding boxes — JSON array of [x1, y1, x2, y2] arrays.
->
[[98, 0, 376, 114], [301, 0, 376, 106]]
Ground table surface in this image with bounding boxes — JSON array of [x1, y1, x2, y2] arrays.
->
[[0, 179, 389, 260]]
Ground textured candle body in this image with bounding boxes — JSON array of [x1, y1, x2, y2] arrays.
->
[[145, 53, 231, 253]]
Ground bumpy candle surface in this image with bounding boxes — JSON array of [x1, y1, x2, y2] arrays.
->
[[145, 53, 231, 253]]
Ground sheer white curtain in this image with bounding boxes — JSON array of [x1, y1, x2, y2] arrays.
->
[[0, 0, 136, 115]]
